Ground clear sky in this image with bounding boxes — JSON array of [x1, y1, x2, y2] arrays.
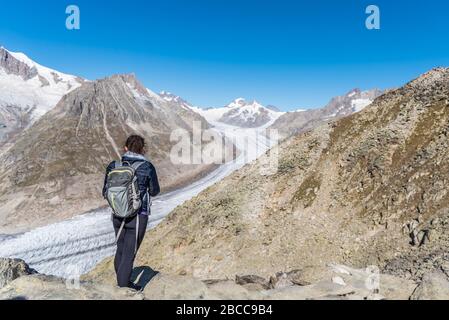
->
[[0, 0, 448, 110]]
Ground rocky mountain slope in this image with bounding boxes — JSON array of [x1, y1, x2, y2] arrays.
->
[[271, 88, 383, 139], [90, 68, 449, 286], [159, 91, 194, 109], [158, 90, 209, 128], [0, 74, 225, 234], [0, 47, 83, 146]]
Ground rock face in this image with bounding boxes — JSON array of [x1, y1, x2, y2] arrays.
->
[[0, 48, 38, 80], [0, 74, 221, 234], [271, 88, 383, 139], [88, 68, 449, 283], [0, 258, 35, 289]]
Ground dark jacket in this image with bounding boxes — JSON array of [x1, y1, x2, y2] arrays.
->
[[103, 152, 160, 214]]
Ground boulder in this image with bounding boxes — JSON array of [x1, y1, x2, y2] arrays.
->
[[329, 264, 417, 300], [378, 273, 418, 300], [235, 274, 271, 290], [411, 271, 449, 300], [269, 272, 295, 289], [0, 274, 143, 300], [143, 274, 264, 300], [0, 258, 35, 289], [143, 274, 211, 300], [207, 280, 264, 300]]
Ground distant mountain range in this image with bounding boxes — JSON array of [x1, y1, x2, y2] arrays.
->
[[270, 88, 384, 139], [159, 93, 284, 128], [0, 46, 384, 233], [0, 46, 384, 142], [159, 90, 383, 133], [196, 98, 283, 128]]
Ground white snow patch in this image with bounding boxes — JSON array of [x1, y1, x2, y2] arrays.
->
[[351, 98, 372, 113]]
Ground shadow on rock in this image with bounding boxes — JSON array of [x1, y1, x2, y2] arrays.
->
[[131, 266, 159, 289]]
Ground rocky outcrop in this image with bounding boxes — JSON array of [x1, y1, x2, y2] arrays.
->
[[0, 258, 143, 300], [0, 274, 144, 300], [0, 258, 35, 289], [1, 259, 419, 300], [410, 271, 449, 300], [139, 264, 418, 300], [0, 48, 38, 80]]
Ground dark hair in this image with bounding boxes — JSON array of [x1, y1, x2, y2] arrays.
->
[[125, 135, 146, 155]]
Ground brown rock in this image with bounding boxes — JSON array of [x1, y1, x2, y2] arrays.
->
[[0, 258, 35, 289]]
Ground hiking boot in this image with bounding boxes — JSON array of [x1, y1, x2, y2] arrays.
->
[[128, 282, 143, 291]]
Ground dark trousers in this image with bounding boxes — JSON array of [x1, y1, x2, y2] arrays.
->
[[112, 214, 149, 288]]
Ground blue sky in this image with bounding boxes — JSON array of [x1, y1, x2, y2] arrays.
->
[[0, 0, 448, 110]]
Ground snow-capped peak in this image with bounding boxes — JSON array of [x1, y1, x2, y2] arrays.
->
[[4, 48, 83, 89], [160, 91, 181, 103], [346, 88, 361, 98], [194, 97, 284, 128], [225, 98, 265, 110], [159, 91, 195, 110], [226, 98, 247, 108], [0, 46, 84, 132], [8, 50, 38, 68]]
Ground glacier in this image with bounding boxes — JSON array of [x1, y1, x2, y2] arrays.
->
[[0, 117, 281, 278]]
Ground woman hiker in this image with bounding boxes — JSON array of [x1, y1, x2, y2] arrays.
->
[[103, 135, 160, 290]]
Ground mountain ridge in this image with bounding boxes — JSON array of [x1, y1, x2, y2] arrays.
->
[[88, 67, 449, 282], [270, 88, 384, 139], [0, 73, 221, 233]]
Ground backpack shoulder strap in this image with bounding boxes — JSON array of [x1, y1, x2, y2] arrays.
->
[[131, 161, 146, 171]]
